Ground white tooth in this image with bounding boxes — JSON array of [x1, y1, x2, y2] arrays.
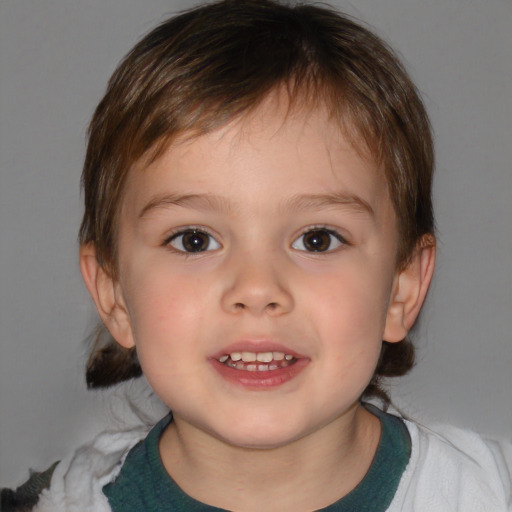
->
[[235, 362, 245, 370], [241, 352, 257, 362], [219, 355, 229, 363], [281, 360, 289, 367], [230, 352, 242, 361], [285, 354, 294, 361], [246, 364, 257, 371], [258, 364, 269, 371], [256, 352, 273, 363], [273, 352, 285, 361], [269, 364, 278, 370]]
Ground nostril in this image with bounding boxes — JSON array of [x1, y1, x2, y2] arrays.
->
[[234, 302, 246, 310], [267, 302, 278, 310]]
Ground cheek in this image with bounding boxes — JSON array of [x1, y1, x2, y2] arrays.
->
[[123, 268, 208, 350], [311, 266, 391, 334], [307, 267, 391, 379], [125, 282, 206, 393]]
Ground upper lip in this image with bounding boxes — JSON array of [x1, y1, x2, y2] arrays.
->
[[211, 340, 307, 360]]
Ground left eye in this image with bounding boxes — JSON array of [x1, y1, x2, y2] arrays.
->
[[292, 228, 345, 252], [167, 229, 220, 253]]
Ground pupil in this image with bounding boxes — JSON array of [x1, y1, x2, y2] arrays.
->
[[304, 230, 330, 252], [183, 231, 208, 252]]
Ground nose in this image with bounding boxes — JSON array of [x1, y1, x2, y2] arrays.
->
[[220, 254, 294, 316]]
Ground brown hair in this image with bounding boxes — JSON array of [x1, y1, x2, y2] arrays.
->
[[80, 0, 434, 401]]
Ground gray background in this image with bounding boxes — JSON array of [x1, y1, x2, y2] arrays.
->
[[1, 0, 511, 487]]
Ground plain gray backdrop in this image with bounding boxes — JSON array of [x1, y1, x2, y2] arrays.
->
[[1, 0, 511, 487]]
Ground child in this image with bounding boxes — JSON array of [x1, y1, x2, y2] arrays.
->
[[2, 0, 510, 510]]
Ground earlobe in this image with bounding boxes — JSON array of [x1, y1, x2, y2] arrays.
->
[[79, 243, 135, 349], [383, 236, 436, 343]]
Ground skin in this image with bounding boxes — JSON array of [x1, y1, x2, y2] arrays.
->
[[81, 94, 435, 511]]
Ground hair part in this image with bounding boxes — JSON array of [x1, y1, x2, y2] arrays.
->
[[80, 0, 435, 401]]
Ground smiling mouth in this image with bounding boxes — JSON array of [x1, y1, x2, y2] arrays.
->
[[217, 351, 296, 371]]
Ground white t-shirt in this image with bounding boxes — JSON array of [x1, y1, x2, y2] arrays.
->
[[388, 419, 511, 511]]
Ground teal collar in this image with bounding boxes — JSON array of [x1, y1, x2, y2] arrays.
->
[[104, 405, 410, 511]]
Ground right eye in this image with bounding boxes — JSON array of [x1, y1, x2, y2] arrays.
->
[[167, 229, 220, 253]]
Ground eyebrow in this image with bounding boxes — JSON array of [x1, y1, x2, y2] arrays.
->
[[138, 191, 374, 218], [138, 193, 232, 218], [284, 192, 375, 217]]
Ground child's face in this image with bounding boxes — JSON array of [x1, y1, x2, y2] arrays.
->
[[110, 99, 404, 448]]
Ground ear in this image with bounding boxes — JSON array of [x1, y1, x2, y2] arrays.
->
[[383, 236, 436, 343], [79, 243, 135, 349]]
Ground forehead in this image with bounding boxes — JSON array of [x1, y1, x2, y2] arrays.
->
[[123, 97, 393, 223]]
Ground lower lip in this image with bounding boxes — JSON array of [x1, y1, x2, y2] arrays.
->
[[210, 358, 309, 390]]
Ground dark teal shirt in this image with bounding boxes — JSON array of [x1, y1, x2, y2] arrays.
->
[[103, 405, 411, 511]]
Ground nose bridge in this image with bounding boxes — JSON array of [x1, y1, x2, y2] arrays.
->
[[221, 248, 293, 316]]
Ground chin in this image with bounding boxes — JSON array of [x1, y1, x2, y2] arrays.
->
[[221, 431, 302, 451], [207, 413, 310, 450]]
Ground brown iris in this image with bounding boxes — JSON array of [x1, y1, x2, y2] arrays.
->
[[302, 229, 333, 252], [180, 230, 210, 252]]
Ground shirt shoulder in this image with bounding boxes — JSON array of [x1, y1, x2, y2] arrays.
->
[[388, 420, 512, 511]]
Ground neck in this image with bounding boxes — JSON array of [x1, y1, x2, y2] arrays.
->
[[159, 404, 381, 512]]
